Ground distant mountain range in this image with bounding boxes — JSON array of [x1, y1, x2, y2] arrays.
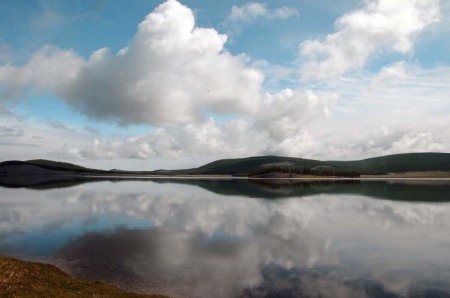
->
[[1, 153, 450, 177]]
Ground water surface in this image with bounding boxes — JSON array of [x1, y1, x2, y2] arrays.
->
[[1, 178, 450, 297]]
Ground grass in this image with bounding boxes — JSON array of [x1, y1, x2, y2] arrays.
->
[[0, 256, 168, 298]]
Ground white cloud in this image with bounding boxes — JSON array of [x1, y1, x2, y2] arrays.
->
[[49, 89, 338, 164], [299, 0, 441, 81], [314, 126, 450, 161], [258, 89, 337, 140], [3, 61, 449, 168], [390, 132, 446, 153], [0, 0, 449, 168], [32, 9, 64, 28], [48, 118, 270, 162], [0, 45, 83, 100], [0, 115, 92, 162], [0, 0, 337, 165], [303, 62, 450, 160], [0, 0, 264, 126], [370, 60, 408, 88], [227, 2, 299, 23], [45, 60, 450, 166]]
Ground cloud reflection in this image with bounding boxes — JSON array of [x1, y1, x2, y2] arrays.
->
[[55, 226, 336, 297], [1, 180, 450, 297]]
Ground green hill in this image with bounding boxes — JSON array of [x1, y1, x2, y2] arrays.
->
[[171, 152, 450, 176], [1, 152, 450, 177], [26, 159, 90, 171], [0, 160, 105, 175], [181, 155, 320, 175]]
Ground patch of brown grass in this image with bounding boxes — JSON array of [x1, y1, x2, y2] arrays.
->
[[0, 256, 168, 298]]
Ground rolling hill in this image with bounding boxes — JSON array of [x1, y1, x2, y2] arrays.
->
[[1, 152, 450, 177], [166, 152, 450, 176], [0, 160, 105, 175]]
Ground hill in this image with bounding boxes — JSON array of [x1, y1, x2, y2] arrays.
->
[[1, 153, 450, 177], [0, 160, 105, 176], [167, 152, 450, 176]]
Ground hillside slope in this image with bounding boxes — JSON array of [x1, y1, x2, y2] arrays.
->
[[0, 160, 104, 175], [173, 152, 450, 176], [1, 153, 450, 177]]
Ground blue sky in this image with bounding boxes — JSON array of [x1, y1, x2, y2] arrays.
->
[[1, 0, 449, 170]]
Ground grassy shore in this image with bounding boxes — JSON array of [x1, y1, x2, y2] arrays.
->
[[0, 256, 168, 298]]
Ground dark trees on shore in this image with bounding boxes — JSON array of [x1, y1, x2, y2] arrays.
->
[[248, 166, 361, 178]]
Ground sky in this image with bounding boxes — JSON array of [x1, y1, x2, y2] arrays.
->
[[0, 0, 449, 170]]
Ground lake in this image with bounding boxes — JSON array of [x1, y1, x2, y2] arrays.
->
[[1, 177, 450, 297]]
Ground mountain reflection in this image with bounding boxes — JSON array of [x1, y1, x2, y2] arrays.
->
[[1, 180, 450, 297], [2, 175, 450, 202]]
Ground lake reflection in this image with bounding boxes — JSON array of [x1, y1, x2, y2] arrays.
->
[[1, 178, 450, 297]]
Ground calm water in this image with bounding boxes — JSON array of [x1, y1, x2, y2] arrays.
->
[[1, 177, 450, 298]]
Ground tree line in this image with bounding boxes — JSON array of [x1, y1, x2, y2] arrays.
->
[[248, 166, 361, 178]]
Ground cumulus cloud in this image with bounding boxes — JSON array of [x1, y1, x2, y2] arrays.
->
[[47, 118, 281, 161], [258, 89, 337, 140], [227, 2, 299, 23], [0, 45, 83, 100], [47, 60, 450, 164], [0, 0, 264, 126], [49, 88, 337, 162], [50, 117, 450, 165], [0, 115, 96, 163], [313, 126, 450, 161], [370, 61, 408, 88], [4, 58, 449, 167], [1, 0, 449, 167], [299, 0, 441, 81], [390, 131, 446, 153]]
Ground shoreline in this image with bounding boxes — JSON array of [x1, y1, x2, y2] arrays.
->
[[0, 255, 167, 297], [3, 172, 450, 180]]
